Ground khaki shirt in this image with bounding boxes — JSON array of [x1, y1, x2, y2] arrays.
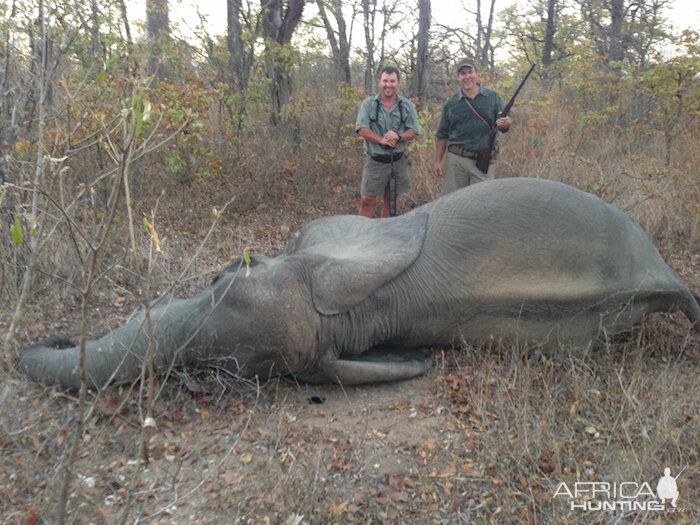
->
[[436, 85, 507, 152], [355, 95, 419, 157]]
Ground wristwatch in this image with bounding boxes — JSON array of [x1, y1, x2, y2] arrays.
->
[[397, 131, 403, 142]]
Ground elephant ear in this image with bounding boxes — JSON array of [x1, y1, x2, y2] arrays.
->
[[292, 213, 428, 315]]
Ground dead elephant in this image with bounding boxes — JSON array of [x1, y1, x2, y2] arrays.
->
[[20, 178, 699, 390]]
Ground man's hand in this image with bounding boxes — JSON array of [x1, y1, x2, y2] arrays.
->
[[496, 115, 511, 132], [434, 137, 446, 178], [358, 127, 398, 148], [383, 130, 400, 148]]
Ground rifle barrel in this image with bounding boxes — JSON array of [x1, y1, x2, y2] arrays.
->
[[500, 62, 537, 118]]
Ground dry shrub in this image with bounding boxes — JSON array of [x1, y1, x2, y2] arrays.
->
[[431, 326, 698, 523]]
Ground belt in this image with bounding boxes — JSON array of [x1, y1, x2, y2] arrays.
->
[[370, 152, 403, 163], [447, 145, 479, 159]]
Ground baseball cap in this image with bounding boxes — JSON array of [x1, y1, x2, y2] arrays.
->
[[456, 57, 477, 72]]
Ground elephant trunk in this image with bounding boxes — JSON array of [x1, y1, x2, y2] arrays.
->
[[20, 294, 209, 390]]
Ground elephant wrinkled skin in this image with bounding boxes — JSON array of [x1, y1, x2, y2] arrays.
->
[[20, 178, 700, 390]]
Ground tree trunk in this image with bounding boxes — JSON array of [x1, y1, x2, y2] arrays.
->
[[317, 0, 351, 84], [475, 0, 496, 70], [260, 0, 305, 125], [146, 0, 169, 79], [91, 0, 100, 58], [542, 0, 557, 69], [608, 0, 624, 63], [412, 0, 430, 106], [117, 0, 134, 66], [483, 0, 496, 69], [362, 0, 376, 93], [227, 0, 253, 91]]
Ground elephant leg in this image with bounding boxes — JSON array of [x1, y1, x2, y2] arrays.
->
[[301, 348, 434, 385]]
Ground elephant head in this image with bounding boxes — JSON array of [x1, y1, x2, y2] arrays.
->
[[19, 254, 319, 389]]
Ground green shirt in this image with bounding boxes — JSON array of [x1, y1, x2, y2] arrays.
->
[[355, 94, 419, 157], [436, 85, 507, 152]]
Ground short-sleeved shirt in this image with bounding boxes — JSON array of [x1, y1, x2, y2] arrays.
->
[[436, 85, 507, 152], [355, 95, 419, 157]]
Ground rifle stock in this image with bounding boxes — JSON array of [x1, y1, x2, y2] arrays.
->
[[475, 143, 493, 174], [476, 62, 537, 174]]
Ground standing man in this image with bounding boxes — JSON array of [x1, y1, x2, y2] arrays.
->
[[356, 66, 419, 218], [434, 57, 511, 196]]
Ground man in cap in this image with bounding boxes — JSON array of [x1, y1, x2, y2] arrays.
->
[[434, 57, 511, 195]]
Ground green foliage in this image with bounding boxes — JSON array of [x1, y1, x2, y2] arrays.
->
[[560, 45, 627, 126], [264, 40, 298, 74], [639, 31, 700, 124], [131, 94, 152, 137], [165, 150, 185, 177], [152, 78, 221, 185], [636, 30, 700, 163], [61, 2, 130, 68], [10, 216, 22, 245], [498, 0, 585, 67], [243, 250, 251, 277], [8, 213, 37, 246]]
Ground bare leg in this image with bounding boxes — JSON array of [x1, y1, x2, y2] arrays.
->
[[380, 192, 391, 218], [358, 195, 377, 218]]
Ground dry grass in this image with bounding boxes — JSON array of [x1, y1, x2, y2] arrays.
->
[[2, 323, 697, 523], [1, 93, 698, 524]]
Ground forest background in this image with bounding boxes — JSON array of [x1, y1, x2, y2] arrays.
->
[[0, 0, 699, 523]]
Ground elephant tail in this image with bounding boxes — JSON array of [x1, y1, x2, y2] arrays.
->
[[691, 290, 700, 330]]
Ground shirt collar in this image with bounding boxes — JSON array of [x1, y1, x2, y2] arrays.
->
[[374, 93, 400, 108], [461, 83, 483, 99]]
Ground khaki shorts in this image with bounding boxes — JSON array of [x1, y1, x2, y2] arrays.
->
[[361, 155, 411, 196], [440, 152, 494, 196]]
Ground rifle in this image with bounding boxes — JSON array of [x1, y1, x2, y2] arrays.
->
[[389, 151, 397, 217], [476, 62, 537, 174]]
